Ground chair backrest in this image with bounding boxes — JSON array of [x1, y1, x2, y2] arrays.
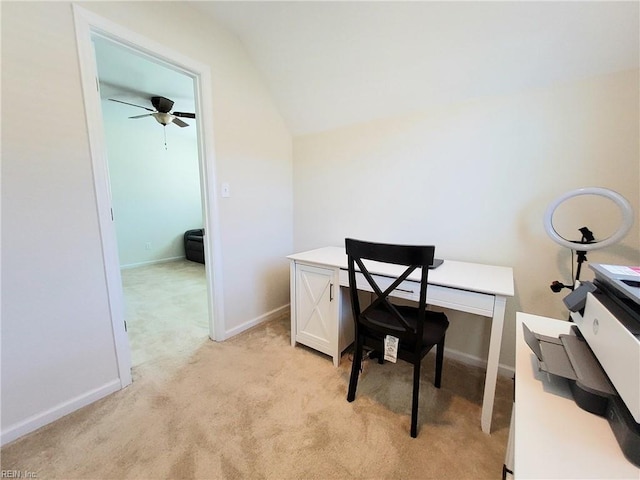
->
[[345, 238, 435, 347]]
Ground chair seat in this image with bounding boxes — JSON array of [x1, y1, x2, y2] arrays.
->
[[363, 305, 449, 354]]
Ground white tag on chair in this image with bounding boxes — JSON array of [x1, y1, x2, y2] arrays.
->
[[384, 335, 399, 363]]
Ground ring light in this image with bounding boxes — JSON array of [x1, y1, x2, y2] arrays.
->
[[545, 187, 634, 295], [544, 187, 634, 251], [544, 187, 633, 252]]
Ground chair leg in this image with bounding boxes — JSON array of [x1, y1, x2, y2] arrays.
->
[[435, 336, 445, 389], [411, 359, 421, 438], [347, 335, 364, 402], [368, 349, 383, 364]]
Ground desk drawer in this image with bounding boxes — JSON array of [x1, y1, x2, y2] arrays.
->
[[339, 270, 422, 302], [339, 269, 495, 317], [427, 284, 495, 317]]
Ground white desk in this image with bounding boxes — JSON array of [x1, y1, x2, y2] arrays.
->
[[288, 246, 514, 434], [513, 312, 639, 479]]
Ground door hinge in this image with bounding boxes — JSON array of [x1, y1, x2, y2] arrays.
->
[[124, 320, 127, 332], [110, 208, 114, 221]]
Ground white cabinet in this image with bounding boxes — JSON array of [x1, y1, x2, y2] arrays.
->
[[294, 263, 336, 355], [289, 261, 354, 366]]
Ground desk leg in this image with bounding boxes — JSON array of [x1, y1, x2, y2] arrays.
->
[[289, 260, 297, 347], [481, 295, 507, 434]]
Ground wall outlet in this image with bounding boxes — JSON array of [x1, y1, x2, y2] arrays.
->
[[145, 242, 151, 250]]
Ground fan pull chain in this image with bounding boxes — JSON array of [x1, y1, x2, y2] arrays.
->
[[163, 126, 168, 150]]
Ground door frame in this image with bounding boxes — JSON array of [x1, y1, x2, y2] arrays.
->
[[73, 5, 225, 388]]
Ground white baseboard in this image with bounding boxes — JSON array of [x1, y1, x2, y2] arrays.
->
[[224, 304, 289, 339], [120, 256, 186, 269], [0, 379, 122, 447], [443, 346, 515, 378]]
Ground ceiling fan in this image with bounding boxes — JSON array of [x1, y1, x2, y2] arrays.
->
[[108, 96, 195, 127]]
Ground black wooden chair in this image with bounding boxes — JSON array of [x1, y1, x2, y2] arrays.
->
[[345, 238, 449, 438]]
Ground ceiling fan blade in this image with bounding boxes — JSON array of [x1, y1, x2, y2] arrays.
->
[[129, 114, 153, 119], [173, 111, 196, 119], [172, 117, 189, 128], [109, 98, 154, 112]]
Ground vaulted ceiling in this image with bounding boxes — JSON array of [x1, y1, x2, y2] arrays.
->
[[193, 1, 639, 135], [95, 2, 639, 137]]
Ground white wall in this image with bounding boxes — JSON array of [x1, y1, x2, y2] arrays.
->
[[101, 99, 203, 267], [1, 1, 122, 443], [293, 70, 640, 369], [1, 1, 292, 444]]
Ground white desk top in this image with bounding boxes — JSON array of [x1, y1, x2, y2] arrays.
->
[[288, 246, 514, 297], [515, 312, 639, 479]]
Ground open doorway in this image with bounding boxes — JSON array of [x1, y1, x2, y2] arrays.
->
[[93, 36, 210, 371], [73, 5, 225, 388]]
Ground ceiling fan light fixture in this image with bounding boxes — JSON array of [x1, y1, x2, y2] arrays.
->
[[152, 112, 174, 126]]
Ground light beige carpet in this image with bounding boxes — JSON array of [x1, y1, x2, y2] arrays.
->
[[1, 260, 512, 479], [121, 259, 211, 371]]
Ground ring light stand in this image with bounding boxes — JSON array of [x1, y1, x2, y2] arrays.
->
[[544, 187, 634, 292]]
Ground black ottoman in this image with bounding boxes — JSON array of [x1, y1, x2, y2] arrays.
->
[[184, 229, 205, 264]]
